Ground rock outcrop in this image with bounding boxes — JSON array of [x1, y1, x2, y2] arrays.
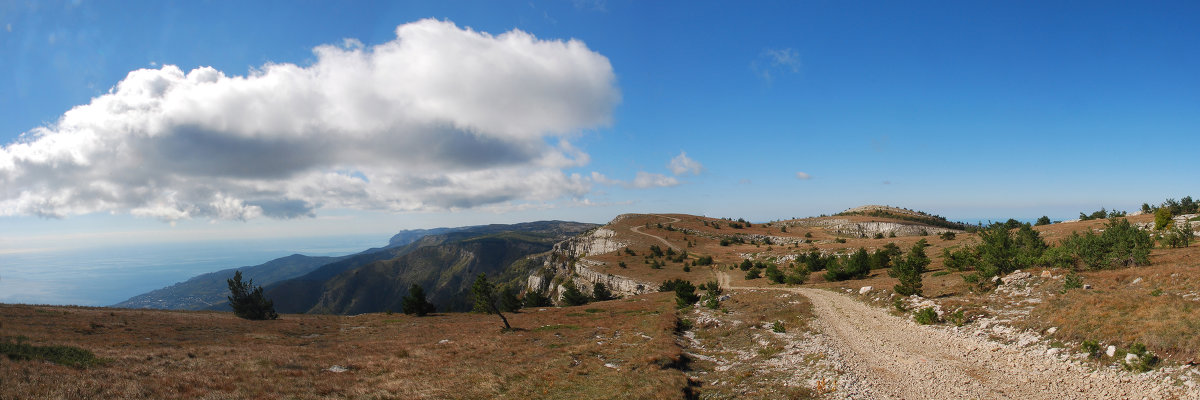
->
[[527, 226, 657, 301]]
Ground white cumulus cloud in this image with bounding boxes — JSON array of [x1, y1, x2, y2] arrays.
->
[[668, 151, 703, 175], [631, 172, 679, 188], [795, 171, 812, 180], [0, 19, 619, 220]]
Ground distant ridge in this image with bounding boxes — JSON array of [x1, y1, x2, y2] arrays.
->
[[836, 205, 971, 231]]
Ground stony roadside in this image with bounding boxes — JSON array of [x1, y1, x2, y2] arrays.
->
[[761, 285, 1200, 399]]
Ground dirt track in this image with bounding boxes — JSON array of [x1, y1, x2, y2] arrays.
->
[[726, 281, 1197, 399]]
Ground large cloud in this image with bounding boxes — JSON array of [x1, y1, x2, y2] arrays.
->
[[0, 19, 619, 220]]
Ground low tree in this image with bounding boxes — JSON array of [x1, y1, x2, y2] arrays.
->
[[498, 285, 523, 313], [560, 280, 591, 306], [592, 282, 615, 301], [401, 284, 436, 316], [523, 288, 553, 308], [1035, 216, 1052, 226], [672, 280, 700, 308], [227, 271, 278, 320], [471, 273, 511, 330], [1155, 208, 1173, 231], [890, 243, 930, 296]]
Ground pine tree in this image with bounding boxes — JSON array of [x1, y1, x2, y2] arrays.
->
[[889, 243, 929, 297], [592, 282, 614, 301], [470, 273, 510, 330], [498, 285, 523, 312], [401, 284, 436, 316], [227, 271, 278, 320], [560, 280, 591, 306]]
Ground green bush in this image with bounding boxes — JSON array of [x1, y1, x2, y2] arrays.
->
[[1059, 218, 1153, 270], [940, 247, 977, 272], [1154, 208, 1173, 231], [560, 281, 591, 306], [402, 284, 437, 316], [946, 309, 966, 327], [523, 288, 553, 308], [0, 339, 102, 368], [744, 268, 762, 280], [592, 282, 615, 301], [1035, 216, 1052, 226], [1159, 221, 1193, 248], [890, 242, 930, 296], [771, 320, 786, 333], [939, 231, 956, 240], [765, 265, 785, 283], [1124, 343, 1160, 372], [1062, 272, 1083, 291], [672, 280, 700, 308], [1081, 340, 1101, 358], [913, 307, 939, 325]]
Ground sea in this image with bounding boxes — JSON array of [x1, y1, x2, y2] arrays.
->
[[0, 234, 386, 307]]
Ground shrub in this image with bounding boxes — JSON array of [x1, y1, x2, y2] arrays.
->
[[624, 247, 637, 256], [913, 307, 939, 325], [523, 288, 553, 308], [941, 247, 977, 272], [659, 278, 690, 292], [834, 238, 847, 243], [1159, 221, 1193, 248], [401, 284, 437, 316], [592, 282, 615, 301], [939, 232, 956, 240], [1062, 272, 1083, 291], [874, 233, 885, 239], [1081, 340, 1102, 358], [804, 232, 813, 238], [765, 265, 785, 283], [946, 309, 966, 327], [227, 271, 278, 320], [745, 268, 762, 280], [771, 320, 786, 333], [618, 261, 627, 268], [649, 245, 664, 257], [1035, 216, 1052, 226], [1058, 218, 1153, 269], [672, 280, 700, 308], [1154, 208, 1173, 230], [890, 242, 930, 296], [700, 280, 722, 309], [0, 339, 102, 368], [1124, 343, 1160, 372], [560, 281, 591, 306], [695, 255, 714, 266]]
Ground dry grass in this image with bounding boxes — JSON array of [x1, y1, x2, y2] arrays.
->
[[0, 293, 691, 399], [684, 290, 818, 399]]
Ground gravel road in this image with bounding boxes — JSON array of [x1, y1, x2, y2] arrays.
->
[[733, 284, 1198, 399]]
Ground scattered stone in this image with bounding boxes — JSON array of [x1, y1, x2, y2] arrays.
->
[[1083, 284, 1092, 290], [1046, 327, 1057, 335], [328, 365, 349, 373], [1131, 277, 1144, 285], [437, 339, 451, 344], [604, 362, 619, 369], [859, 286, 873, 295], [1107, 346, 1117, 357], [1040, 270, 1052, 278], [1047, 348, 1061, 356], [1125, 353, 1140, 363]]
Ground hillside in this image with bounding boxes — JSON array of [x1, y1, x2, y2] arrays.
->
[[267, 221, 596, 314], [7, 205, 1200, 398]]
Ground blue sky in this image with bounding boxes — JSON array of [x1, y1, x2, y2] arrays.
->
[[2, 1, 1198, 252]]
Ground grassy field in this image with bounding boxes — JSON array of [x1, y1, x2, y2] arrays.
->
[[1, 293, 691, 399]]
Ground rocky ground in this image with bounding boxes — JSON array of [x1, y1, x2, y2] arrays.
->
[[710, 275, 1200, 399]]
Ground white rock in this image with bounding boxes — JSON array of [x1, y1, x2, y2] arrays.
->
[[1083, 284, 1093, 290], [1041, 270, 1052, 278], [328, 365, 349, 373], [1106, 345, 1117, 357], [1047, 348, 1061, 356], [859, 286, 873, 295], [1126, 353, 1140, 363], [1132, 277, 1144, 285], [1047, 327, 1058, 335]]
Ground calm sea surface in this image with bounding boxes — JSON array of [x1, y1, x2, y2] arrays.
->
[[0, 234, 385, 307]]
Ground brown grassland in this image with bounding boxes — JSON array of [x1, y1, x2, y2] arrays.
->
[[1, 293, 689, 399]]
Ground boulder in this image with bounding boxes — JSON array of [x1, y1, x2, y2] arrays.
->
[[859, 286, 873, 295], [1106, 345, 1117, 357]]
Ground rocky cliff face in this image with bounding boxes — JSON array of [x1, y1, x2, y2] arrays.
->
[[527, 227, 657, 301]]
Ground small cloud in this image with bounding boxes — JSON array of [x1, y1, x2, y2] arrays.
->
[[738, 178, 752, 185], [795, 172, 812, 180], [631, 172, 679, 188], [882, 180, 891, 185], [590, 171, 621, 186], [149, 61, 157, 67], [341, 38, 364, 50], [572, 0, 607, 12], [751, 48, 801, 83], [668, 151, 703, 176], [6, 24, 12, 33]]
